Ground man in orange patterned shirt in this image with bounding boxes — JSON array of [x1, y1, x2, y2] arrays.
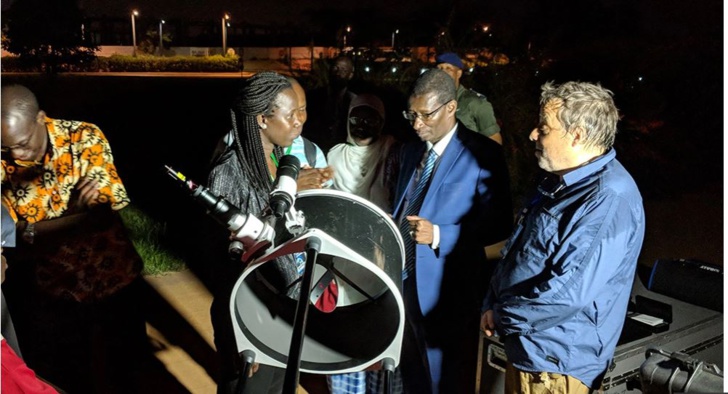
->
[[1, 84, 144, 393]]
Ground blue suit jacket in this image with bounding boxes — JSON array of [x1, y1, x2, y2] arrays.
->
[[392, 124, 513, 318], [392, 124, 512, 392]]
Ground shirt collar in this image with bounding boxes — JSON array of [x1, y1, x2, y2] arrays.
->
[[426, 123, 458, 157], [562, 148, 616, 187], [538, 149, 616, 199]]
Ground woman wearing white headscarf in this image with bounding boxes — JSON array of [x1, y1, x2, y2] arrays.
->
[[325, 93, 403, 394], [327, 93, 395, 212]]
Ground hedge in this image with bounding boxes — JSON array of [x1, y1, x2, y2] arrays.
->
[[2, 54, 242, 73]]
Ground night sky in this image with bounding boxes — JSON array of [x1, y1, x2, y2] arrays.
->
[[3, 0, 721, 57], [71, 0, 721, 37], [68, 0, 724, 74]]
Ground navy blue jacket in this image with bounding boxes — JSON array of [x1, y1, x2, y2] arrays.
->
[[484, 149, 645, 388]]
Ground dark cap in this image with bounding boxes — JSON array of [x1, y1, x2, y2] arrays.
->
[[436, 52, 464, 69]]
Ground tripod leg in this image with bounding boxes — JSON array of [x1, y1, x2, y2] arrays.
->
[[282, 237, 322, 394], [235, 350, 256, 394], [382, 358, 396, 394]]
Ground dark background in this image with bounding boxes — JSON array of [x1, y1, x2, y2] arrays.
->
[[1, 0, 723, 269]]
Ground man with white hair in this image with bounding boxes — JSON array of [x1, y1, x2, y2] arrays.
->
[[482, 81, 645, 393]]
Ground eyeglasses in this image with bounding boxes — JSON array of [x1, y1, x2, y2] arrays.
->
[[349, 116, 382, 127], [1, 135, 42, 167], [402, 101, 450, 124]]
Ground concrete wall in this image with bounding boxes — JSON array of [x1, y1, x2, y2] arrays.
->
[[91, 46, 431, 61], [3, 45, 433, 61], [91, 46, 333, 60], [1, 46, 433, 72]]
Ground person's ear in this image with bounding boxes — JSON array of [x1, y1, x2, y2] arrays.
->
[[257, 114, 267, 130], [456, 69, 463, 80], [35, 110, 46, 125], [447, 99, 458, 115], [570, 126, 584, 147]]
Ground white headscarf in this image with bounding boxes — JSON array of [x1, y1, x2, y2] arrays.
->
[[327, 93, 393, 211]]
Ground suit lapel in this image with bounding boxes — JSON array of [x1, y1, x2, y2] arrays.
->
[[393, 142, 427, 216], [421, 130, 465, 212]]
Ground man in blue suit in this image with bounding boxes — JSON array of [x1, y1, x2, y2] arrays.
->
[[392, 69, 513, 392]]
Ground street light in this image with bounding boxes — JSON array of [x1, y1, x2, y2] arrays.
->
[[391, 29, 399, 48], [222, 13, 230, 55], [343, 25, 351, 48], [158, 19, 165, 56], [131, 10, 139, 56]]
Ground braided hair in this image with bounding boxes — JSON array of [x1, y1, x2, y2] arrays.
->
[[230, 71, 292, 194]]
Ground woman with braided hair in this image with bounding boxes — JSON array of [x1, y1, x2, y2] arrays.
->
[[206, 71, 304, 394]]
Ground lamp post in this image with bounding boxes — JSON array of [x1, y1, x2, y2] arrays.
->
[[131, 10, 138, 56], [391, 29, 399, 48], [158, 19, 165, 56], [343, 25, 351, 48], [222, 13, 230, 55]]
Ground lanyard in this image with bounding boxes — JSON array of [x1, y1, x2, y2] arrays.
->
[[269, 145, 293, 167]]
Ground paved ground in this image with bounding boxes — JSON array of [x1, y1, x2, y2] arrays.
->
[[145, 271, 218, 393], [145, 270, 322, 394], [145, 270, 328, 394]]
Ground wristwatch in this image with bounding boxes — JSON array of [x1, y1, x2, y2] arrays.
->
[[22, 222, 36, 244]]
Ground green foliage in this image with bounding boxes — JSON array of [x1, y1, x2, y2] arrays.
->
[[118, 205, 186, 275], [97, 54, 241, 72], [137, 28, 174, 55], [2, 54, 242, 73]]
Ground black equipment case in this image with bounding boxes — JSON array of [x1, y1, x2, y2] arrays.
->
[[476, 277, 723, 393]]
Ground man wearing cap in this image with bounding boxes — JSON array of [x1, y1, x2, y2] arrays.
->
[[436, 52, 503, 145]]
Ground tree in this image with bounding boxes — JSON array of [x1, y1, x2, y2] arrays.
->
[[3, 0, 97, 72], [137, 28, 173, 56]]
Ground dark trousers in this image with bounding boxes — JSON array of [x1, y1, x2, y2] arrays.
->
[[400, 276, 481, 394], [3, 274, 148, 394]]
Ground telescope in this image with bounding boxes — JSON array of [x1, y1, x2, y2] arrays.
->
[[166, 165, 405, 393]]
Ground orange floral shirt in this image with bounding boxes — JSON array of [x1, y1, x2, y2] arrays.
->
[[1, 117, 130, 222]]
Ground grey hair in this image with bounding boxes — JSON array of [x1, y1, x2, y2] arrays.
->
[[411, 68, 456, 105], [540, 81, 619, 150]]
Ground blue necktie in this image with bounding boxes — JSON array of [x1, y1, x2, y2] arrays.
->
[[400, 149, 438, 280]]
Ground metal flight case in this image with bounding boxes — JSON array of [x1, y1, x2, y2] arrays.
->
[[476, 276, 723, 393]]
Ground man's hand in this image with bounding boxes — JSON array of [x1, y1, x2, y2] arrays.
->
[[67, 177, 99, 213], [297, 166, 334, 191], [406, 215, 434, 245], [249, 362, 260, 378], [481, 310, 496, 337]]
